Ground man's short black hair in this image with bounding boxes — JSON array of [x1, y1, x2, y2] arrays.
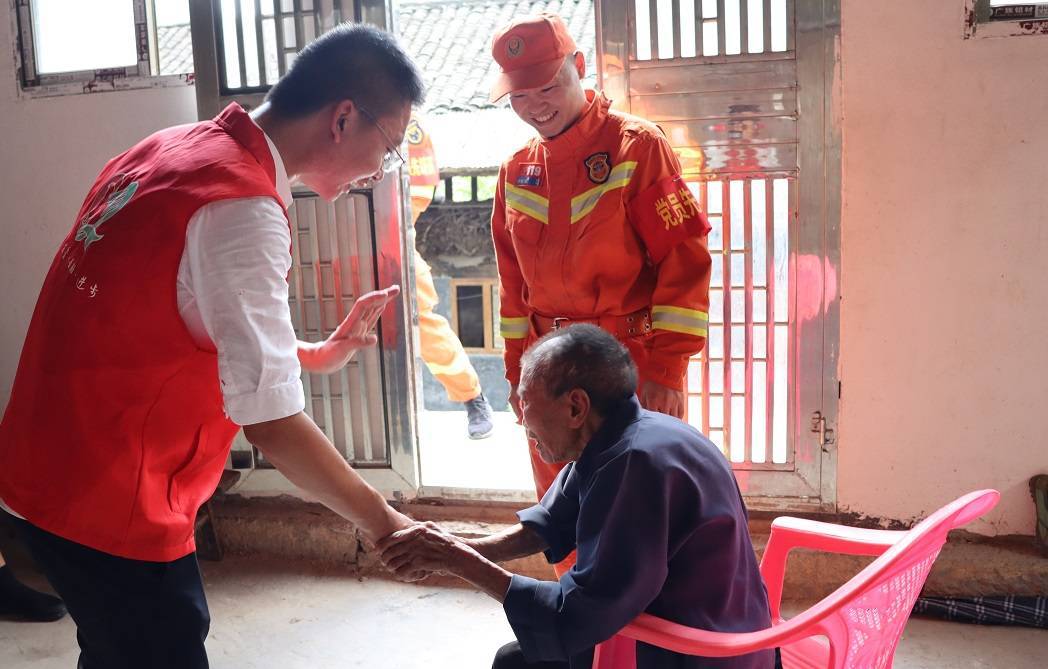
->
[[520, 324, 638, 415], [266, 23, 424, 119]]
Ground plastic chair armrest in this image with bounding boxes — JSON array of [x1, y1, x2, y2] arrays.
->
[[768, 517, 907, 556], [759, 516, 906, 619]]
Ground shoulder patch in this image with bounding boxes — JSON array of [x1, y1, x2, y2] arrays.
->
[[583, 152, 611, 184], [628, 176, 711, 264]]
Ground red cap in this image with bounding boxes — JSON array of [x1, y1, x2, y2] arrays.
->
[[489, 13, 578, 103]]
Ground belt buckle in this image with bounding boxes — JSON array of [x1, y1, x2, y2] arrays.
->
[[551, 317, 569, 331]]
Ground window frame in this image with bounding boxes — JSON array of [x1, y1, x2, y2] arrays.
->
[[449, 278, 502, 354], [13, 0, 194, 98], [964, 0, 1048, 39]]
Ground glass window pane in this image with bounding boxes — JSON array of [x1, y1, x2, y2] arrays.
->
[[220, 0, 242, 87], [709, 288, 724, 324], [455, 285, 485, 348], [476, 175, 497, 201], [724, 0, 742, 55], [751, 179, 767, 286], [751, 360, 767, 463], [709, 361, 724, 394], [730, 395, 746, 462], [702, 19, 719, 56], [634, 0, 652, 60], [773, 178, 790, 322], [747, 0, 764, 53], [730, 180, 745, 250], [770, 0, 787, 52], [773, 324, 788, 463], [687, 360, 703, 394], [656, 0, 675, 59], [680, 0, 697, 57], [32, 0, 137, 74], [451, 176, 473, 202]]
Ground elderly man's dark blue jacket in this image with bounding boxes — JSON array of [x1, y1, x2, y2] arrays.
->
[[504, 396, 774, 668]]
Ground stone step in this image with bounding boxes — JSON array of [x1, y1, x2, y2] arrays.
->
[[210, 496, 1048, 598]]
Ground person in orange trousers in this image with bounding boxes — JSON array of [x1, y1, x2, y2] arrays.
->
[[406, 114, 495, 439], [487, 14, 713, 574]]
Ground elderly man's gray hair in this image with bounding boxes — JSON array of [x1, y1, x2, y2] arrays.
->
[[520, 324, 638, 414]]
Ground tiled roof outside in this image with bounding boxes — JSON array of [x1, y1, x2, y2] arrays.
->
[[400, 0, 598, 171], [155, 2, 599, 171], [425, 107, 539, 173], [157, 24, 194, 75], [398, 0, 596, 114]]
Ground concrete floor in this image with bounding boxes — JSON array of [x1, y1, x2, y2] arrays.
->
[[1, 558, 1045, 669]]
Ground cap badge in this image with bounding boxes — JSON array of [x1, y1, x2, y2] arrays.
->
[[506, 36, 525, 58], [405, 119, 424, 145]]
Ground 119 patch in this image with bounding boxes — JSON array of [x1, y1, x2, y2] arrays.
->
[[516, 163, 543, 187]]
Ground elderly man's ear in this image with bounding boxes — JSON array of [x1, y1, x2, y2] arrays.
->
[[566, 388, 591, 428]]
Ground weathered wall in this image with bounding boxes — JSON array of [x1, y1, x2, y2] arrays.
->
[[837, 0, 1048, 536]]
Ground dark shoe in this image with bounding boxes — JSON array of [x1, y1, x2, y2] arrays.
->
[[464, 394, 495, 440], [0, 565, 67, 622]]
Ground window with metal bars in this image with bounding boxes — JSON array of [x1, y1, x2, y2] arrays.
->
[[632, 0, 790, 60], [686, 178, 791, 466], [15, 0, 194, 95], [213, 0, 356, 93]]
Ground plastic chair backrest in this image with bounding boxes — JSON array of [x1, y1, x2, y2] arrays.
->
[[793, 490, 999, 668]]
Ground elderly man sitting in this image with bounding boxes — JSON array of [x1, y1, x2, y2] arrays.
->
[[380, 325, 773, 669]]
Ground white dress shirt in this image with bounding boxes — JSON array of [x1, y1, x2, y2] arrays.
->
[[175, 124, 305, 426]]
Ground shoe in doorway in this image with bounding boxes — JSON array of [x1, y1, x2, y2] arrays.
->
[[464, 394, 495, 440]]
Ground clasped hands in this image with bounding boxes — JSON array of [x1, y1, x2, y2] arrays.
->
[[376, 521, 477, 582]]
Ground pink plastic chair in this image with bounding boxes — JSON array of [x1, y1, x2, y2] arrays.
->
[[592, 489, 1000, 669]]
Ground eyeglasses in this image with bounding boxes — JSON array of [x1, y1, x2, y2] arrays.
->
[[357, 105, 406, 173]]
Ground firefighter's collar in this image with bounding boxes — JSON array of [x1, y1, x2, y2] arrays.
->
[[539, 89, 611, 161]]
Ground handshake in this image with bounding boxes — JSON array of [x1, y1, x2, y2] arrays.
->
[[373, 520, 535, 600], [376, 521, 488, 584]]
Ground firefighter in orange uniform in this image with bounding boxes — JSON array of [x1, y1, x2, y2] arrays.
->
[[489, 14, 713, 527], [406, 114, 495, 439]]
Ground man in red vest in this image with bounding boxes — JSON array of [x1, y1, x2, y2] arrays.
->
[[0, 24, 422, 669]]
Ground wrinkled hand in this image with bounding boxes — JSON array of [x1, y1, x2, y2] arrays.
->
[[302, 285, 400, 374], [376, 521, 471, 582], [639, 379, 685, 418]]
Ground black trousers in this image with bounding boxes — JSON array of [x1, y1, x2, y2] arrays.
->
[[492, 641, 593, 669], [9, 514, 210, 669]]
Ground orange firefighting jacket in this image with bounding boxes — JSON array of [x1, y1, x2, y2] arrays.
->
[[493, 91, 712, 389]]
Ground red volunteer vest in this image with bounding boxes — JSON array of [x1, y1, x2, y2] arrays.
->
[[0, 104, 285, 561]]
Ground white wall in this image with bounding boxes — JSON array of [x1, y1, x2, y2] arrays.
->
[[838, 1, 1048, 536], [0, 2, 197, 410]]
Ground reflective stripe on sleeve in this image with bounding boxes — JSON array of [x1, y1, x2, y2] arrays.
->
[[499, 316, 530, 339], [651, 305, 709, 337]]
